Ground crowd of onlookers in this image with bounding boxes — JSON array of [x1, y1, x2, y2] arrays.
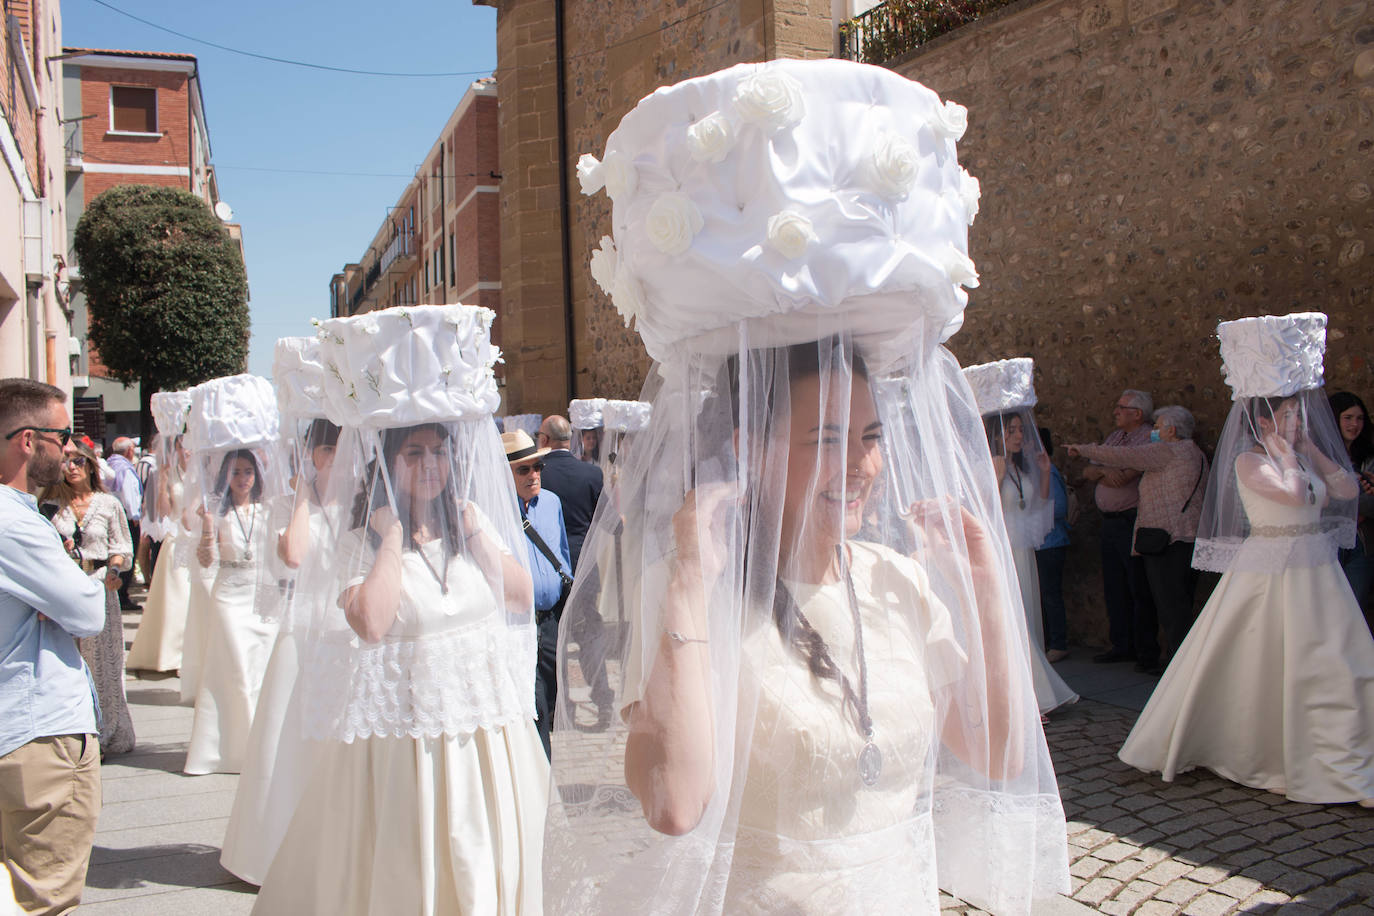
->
[[1035, 388, 1374, 674]]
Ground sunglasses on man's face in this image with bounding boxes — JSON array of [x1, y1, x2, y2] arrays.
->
[[513, 461, 545, 476], [5, 426, 73, 446]]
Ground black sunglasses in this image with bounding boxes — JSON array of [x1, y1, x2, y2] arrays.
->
[[5, 426, 72, 446], [513, 461, 545, 476]]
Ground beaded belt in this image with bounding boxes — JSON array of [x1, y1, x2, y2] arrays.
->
[[1249, 522, 1324, 538], [219, 559, 254, 569]]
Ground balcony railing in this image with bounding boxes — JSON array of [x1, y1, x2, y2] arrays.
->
[[378, 227, 415, 275], [838, 0, 1018, 65]]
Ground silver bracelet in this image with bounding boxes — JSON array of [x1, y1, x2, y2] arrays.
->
[[666, 630, 707, 645]]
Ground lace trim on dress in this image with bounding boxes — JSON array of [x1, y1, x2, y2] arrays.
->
[[1191, 519, 1354, 574], [301, 619, 536, 742]]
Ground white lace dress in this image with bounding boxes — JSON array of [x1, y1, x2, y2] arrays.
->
[[999, 475, 1078, 714], [252, 532, 547, 915], [127, 478, 191, 672], [220, 504, 333, 885], [184, 502, 278, 774], [1119, 470, 1374, 803]]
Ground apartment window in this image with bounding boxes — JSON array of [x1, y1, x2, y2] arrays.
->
[[437, 243, 445, 290], [110, 86, 157, 134], [449, 235, 456, 287]]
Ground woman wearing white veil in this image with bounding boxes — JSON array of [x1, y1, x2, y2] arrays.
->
[[569, 397, 606, 462], [183, 374, 285, 775], [221, 337, 340, 883], [544, 59, 1068, 915], [1120, 313, 1374, 804], [254, 305, 546, 915], [964, 359, 1077, 715], [125, 390, 193, 672]]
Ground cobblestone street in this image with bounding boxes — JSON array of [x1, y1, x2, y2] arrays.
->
[[80, 606, 1374, 914]]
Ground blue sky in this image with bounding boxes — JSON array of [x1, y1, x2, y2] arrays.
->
[[64, 0, 498, 377]]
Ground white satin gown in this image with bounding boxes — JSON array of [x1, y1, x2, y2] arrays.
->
[[1119, 472, 1374, 804], [184, 503, 278, 775]]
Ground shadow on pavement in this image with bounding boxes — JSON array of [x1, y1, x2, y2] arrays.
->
[[85, 843, 256, 895]]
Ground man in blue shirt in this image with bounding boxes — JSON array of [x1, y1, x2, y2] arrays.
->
[[0, 379, 106, 914], [504, 430, 572, 759]]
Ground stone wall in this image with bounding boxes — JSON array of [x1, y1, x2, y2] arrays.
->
[[889, 0, 1374, 645]]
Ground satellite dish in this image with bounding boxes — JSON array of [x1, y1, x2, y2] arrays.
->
[[214, 201, 235, 222]]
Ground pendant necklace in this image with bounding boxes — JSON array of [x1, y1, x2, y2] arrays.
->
[[232, 503, 255, 562], [839, 545, 882, 787], [1010, 463, 1026, 510], [413, 529, 450, 594]]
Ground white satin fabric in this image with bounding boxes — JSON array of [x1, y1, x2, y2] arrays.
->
[[126, 481, 191, 673], [252, 723, 548, 916], [583, 59, 975, 367], [315, 306, 502, 429], [1217, 312, 1327, 400], [178, 562, 215, 705], [184, 505, 279, 775], [1001, 479, 1077, 715], [1120, 473, 1374, 803]]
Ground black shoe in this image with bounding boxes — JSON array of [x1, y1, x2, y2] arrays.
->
[[1134, 662, 1163, 676], [1093, 650, 1134, 663], [591, 707, 613, 732]]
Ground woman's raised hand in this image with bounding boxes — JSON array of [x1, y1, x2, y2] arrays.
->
[[369, 504, 401, 538], [672, 482, 737, 583], [1037, 452, 1053, 474]]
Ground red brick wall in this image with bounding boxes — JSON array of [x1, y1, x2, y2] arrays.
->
[[79, 67, 191, 183], [2, 0, 41, 190]]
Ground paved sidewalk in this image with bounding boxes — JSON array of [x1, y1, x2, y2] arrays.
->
[[80, 609, 1374, 914]]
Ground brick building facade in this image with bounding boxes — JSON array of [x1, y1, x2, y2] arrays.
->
[[330, 79, 502, 376], [0, 1, 73, 397], [62, 49, 243, 441]]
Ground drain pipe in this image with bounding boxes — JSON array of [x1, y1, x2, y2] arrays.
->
[[553, 0, 577, 403]]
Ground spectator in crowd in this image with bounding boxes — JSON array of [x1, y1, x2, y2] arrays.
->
[[506, 430, 572, 758], [42, 438, 138, 755], [1068, 405, 1208, 673], [106, 437, 143, 609], [1036, 428, 1072, 663], [1330, 391, 1374, 630], [0, 379, 105, 914], [537, 415, 614, 727], [1081, 389, 1158, 667]]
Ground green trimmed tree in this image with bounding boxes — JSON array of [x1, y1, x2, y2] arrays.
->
[[73, 184, 250, 439]]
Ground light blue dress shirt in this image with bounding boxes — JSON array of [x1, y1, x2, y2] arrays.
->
[[108, 453, 142, 522], [0, 484, 105, 758], [520, 490, 571, 613]]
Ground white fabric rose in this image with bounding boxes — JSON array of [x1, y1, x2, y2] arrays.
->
[[939, 243, 980, 288], [577, 154, 605, 195], [733, 71, 805, 133], [958, 169, 981, 224], [611, 267, 646, 327], [867, 132, 921, 199], [602, 150, 638, 201], [931, 100, 969, 142], [588, 236, 618, 295], [645, 193, 704, 257], [686, 112, 735, 163], [766, 211, 818, 260]]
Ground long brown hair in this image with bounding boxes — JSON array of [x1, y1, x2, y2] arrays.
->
[[39, 440, 104, 506]]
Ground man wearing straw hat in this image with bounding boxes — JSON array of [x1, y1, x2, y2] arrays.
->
[[504, 430, 572, 758]]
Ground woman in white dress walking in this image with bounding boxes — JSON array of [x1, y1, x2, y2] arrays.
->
[[254, 305, 546, 915], [1119, 312, 1374, 805], [543, 59, 1068, 915], [965, 358, 1078, 715]]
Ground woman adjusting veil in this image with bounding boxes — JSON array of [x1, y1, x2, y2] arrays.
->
[[543, 59, 1069, 915]]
